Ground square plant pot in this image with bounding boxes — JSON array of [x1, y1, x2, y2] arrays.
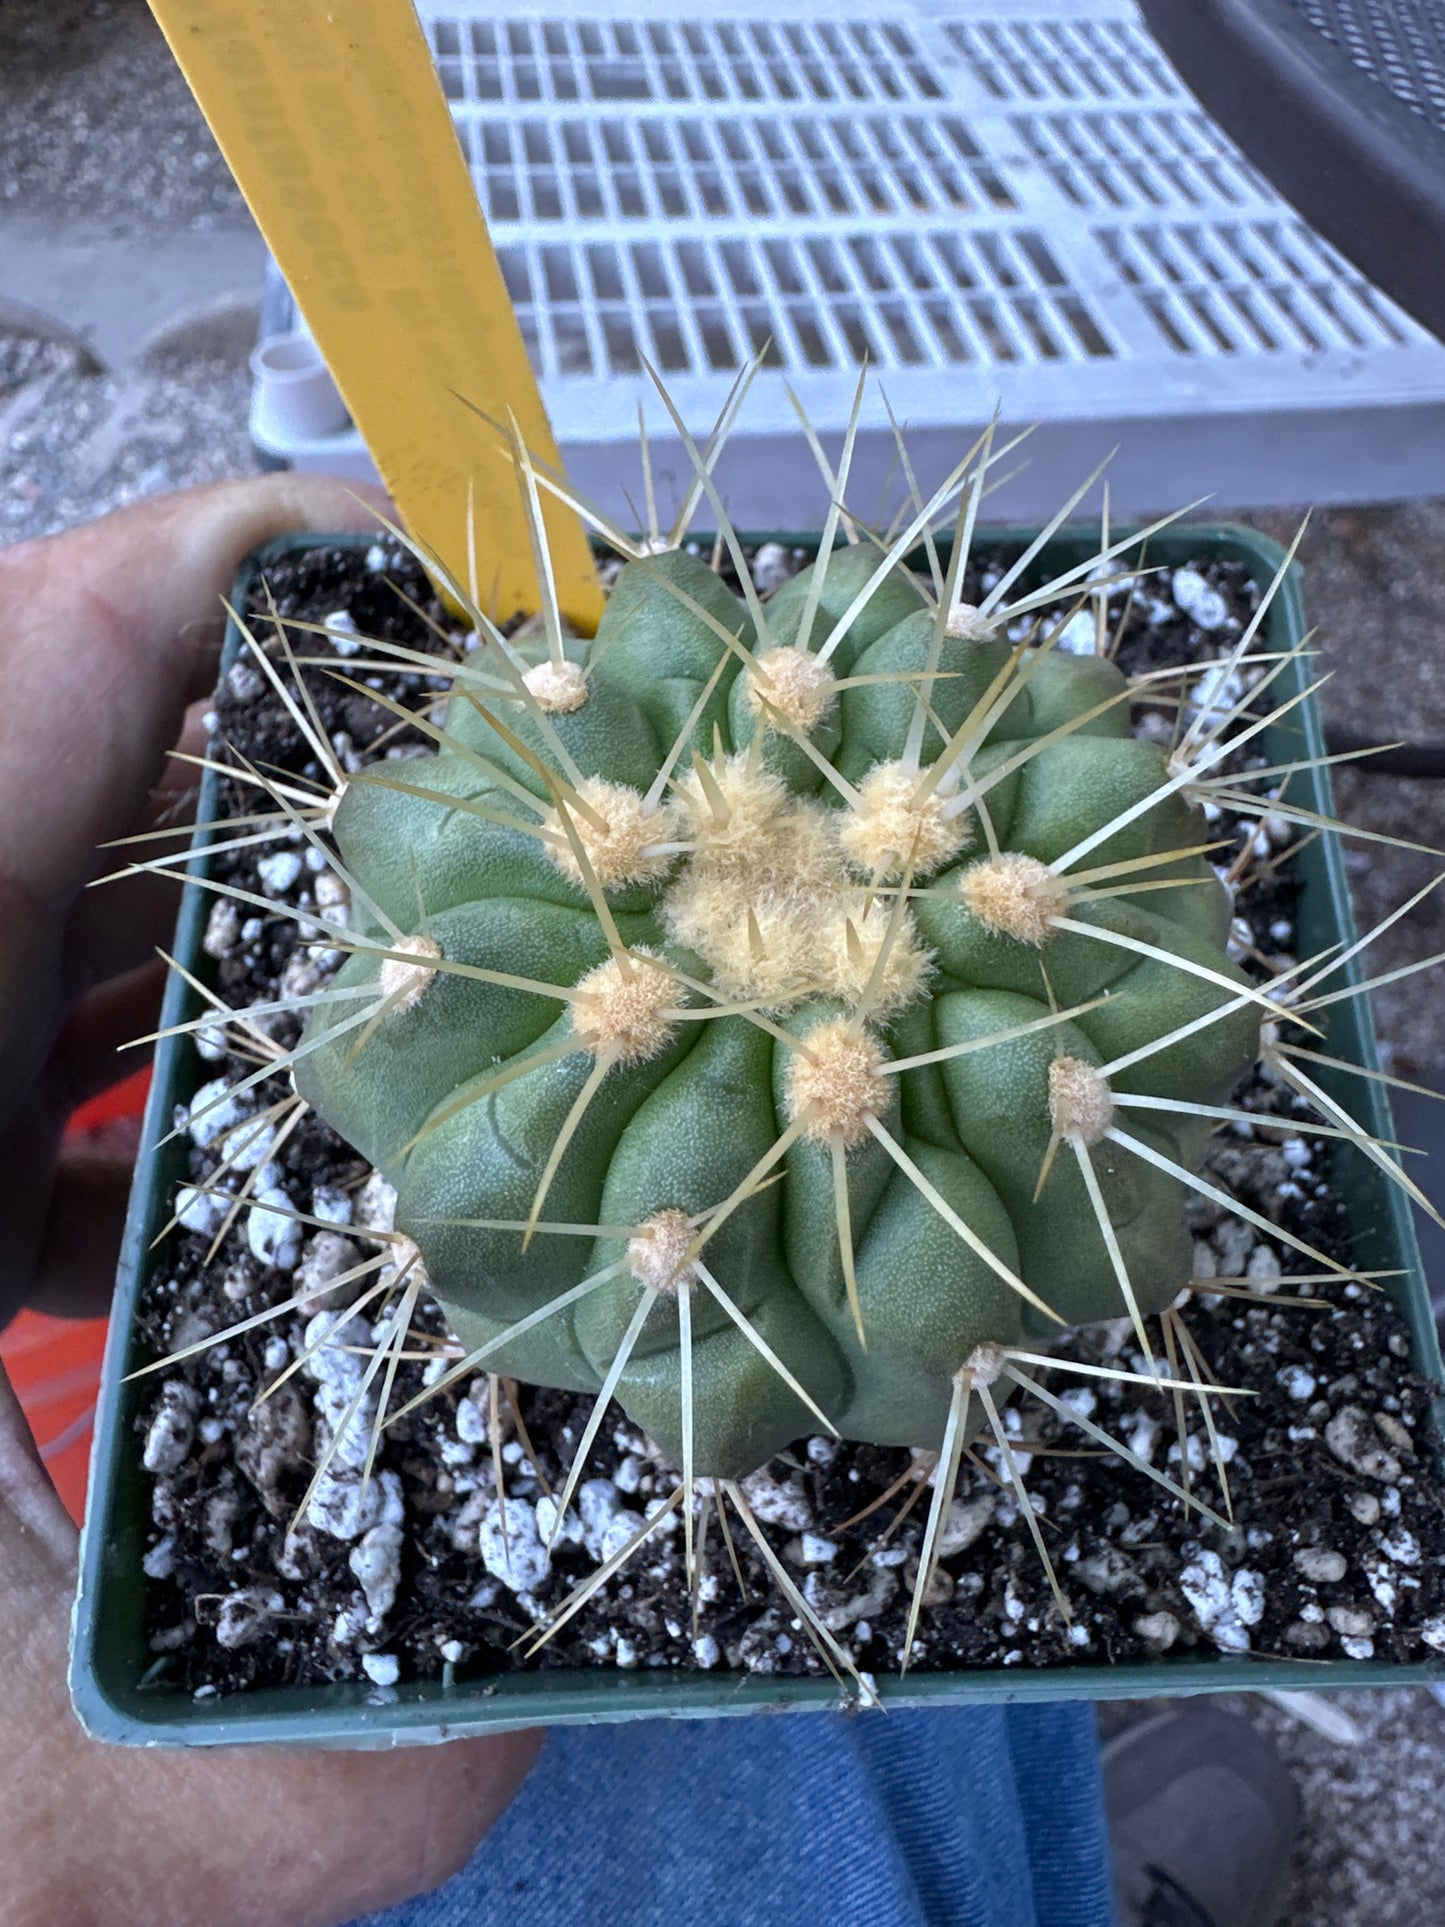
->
[[71, 522, 1444, 1746]]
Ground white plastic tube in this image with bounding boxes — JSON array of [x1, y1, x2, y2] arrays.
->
[[250, 334, 349, 443]]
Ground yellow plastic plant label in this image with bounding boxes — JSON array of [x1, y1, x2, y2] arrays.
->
[[147, 0, 604, 630]]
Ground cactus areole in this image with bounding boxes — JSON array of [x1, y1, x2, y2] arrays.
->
[[297, 544, 1259, 1481]]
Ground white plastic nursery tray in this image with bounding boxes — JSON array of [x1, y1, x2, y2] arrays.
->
[[252, 0, 1445, 523]]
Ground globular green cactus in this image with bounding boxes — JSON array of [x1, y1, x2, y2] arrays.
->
[[296, 534, 1262, 1493]]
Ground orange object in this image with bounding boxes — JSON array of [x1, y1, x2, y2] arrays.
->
[[2, 1311, 109, 1526], [71, 1066, 151, 1135], [0, 1067, 151, 1525]]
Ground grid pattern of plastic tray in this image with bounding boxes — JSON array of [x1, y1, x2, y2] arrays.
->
[[254, 0, 1445, 524], [1288, 0, 1445, 131]]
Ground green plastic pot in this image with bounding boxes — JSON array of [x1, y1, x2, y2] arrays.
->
[[70, 523, 1444, 1747]]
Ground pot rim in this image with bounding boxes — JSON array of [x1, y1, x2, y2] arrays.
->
[[70, 522, 1445, 1746]]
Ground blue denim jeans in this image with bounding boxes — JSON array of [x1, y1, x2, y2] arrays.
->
[[356, 1702, 1112, 1927]]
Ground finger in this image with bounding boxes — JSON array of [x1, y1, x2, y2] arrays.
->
[[118, 700, 213, 847], [0, 472, 391, 912], [67, 869, 186, 991], [55, 960, 167, 1109], [70, 703, 215, 991], [2, 1353, 542, 1927], [23, 1152, 133, 1324], [1, 1371, 540, 1927], [149, 1729, 546, 1927], [0, 1355, 78, 1572], [0, 477, 388, 1294]]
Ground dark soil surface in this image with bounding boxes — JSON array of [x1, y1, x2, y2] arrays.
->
[[132, 537, 1445, 1699]]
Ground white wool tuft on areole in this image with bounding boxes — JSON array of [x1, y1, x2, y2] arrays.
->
[[784, 1017, 890, 1149], [627, 1209, 698, 1293], [839, 761, 971, 882], [542, 777, 675, 889], [745, 645, 838, 737], [523, 659, 589, 714], [377, 933, 442, 1012], [1048, 1055, 1114, 1146], [958, 853, 1070, 947], [570, 950, 679, 1065]]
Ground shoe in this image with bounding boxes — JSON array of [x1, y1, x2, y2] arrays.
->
[[1104, 1704, 1301, 1927]]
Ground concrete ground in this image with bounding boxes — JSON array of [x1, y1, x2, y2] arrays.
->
[[0, 0, 263, 540], [1240, 504, 1445, 1079], [4, 4, 1445, 1923], [1223, 502, 1445, 1344]]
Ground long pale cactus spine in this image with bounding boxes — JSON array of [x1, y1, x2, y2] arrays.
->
[[295, 533, 1262, 1490]]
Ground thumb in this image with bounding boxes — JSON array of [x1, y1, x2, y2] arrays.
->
[[0, 473, 393, 911], [0, 1350, 543, 1927], [0, 1353, 79, 1604]]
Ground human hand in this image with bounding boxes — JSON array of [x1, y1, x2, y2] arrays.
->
[[0, 475, 376, 1324], [0, 479, 540, 1927]]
